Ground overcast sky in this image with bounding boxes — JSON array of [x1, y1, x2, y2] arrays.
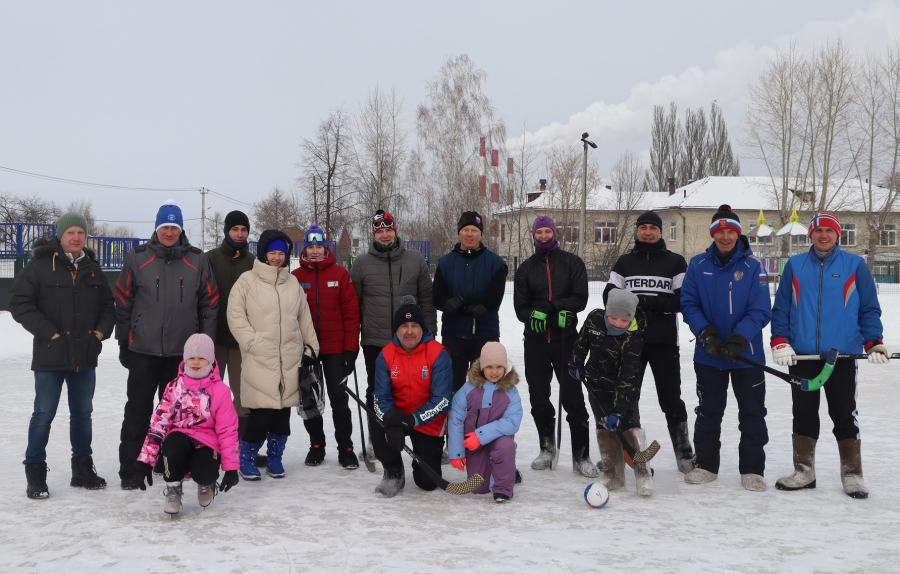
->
[[1, 0, 897, 239]]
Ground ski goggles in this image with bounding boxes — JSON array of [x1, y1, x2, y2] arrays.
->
[[305, 232, 324, 243], [372, 214, 395, 231]]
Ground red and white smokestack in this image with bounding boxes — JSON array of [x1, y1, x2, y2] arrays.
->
[[490, 150, 499, 203], [479, 137, 486, 197], [507, 157, 514, 205]]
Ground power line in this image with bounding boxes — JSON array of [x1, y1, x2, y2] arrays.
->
[[95, 217, 203, 223], [208, 189, 254, 208], [0, 165, 198, 192]]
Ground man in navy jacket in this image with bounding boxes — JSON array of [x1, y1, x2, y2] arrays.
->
[[681, 205, 771, 492]]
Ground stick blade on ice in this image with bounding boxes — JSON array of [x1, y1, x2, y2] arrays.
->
[[444, 473, 484, 495]]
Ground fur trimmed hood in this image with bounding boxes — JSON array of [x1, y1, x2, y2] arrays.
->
[[467, 359, 519, 392], [31, 236, 97, 262]]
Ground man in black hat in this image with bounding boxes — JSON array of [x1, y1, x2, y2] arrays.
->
[[603, 210, 693, 473]]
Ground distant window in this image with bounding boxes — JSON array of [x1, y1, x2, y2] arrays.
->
[[791, 235, 811, 249], [669, 221, 677, 241], [841, 223, 856, 247], [557, 220, 580, 244], [878, 224, 896, 247], [501, 223, 506, 243], [594, 221, 618, 244]]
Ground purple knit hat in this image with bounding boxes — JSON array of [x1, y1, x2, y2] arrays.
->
[[532, 215, 559, 253]]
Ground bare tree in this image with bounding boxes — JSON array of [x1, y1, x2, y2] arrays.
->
[[502, 121, 543, 263], [543, 142, 602, 255], [707, 101, 740, 177], [253, 185, 303, 232], [206, 210, 225, 247], [680, 107, 708, 184], [65, 198, 96, 231], [647, 103, 681, 191], [595, 149, 651, 279]]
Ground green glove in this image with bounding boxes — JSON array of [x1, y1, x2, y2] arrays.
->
[[557, 310, 576, 329], [530, 310, 548, 333]]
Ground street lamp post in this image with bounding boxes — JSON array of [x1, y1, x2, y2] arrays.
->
[[578, 132, 597, 260]]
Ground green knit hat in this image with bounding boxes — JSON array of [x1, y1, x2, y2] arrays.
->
[[55, 212, 89, 238]]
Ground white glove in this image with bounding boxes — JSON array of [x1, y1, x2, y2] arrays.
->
[[867, 344, 890, 364], [771, 341, 797, 366]]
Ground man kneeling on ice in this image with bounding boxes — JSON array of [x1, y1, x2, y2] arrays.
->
[[372, 296, 452, 497]]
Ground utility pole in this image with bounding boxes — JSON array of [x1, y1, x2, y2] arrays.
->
[[200, 187, 208, 251], [578, 133, 597, 260]]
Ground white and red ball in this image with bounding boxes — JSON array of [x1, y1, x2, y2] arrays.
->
[[584, 482, 610, 508]]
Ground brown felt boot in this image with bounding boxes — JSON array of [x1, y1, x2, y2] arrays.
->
[[775, 434, 817, 491], [624, 427, 653, 497], [837, 439, 868, 499], [596, 429, 625, 490]]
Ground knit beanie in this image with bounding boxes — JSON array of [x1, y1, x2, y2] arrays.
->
[[303, 225, 327, 249], [155, 200, 183, 233], [457, 211, 484, 233], [183, 333, 215, 379], [635, 210, 663, 230], [709, 204, 742, 237], [266, 238, 288, 254], [808, 212, 841, 238], [532, 215, 559, 253], [605, 288, 639, 321], [479, 341, 508, 370], [55, 212, 88, 238], [373, 210, 396, 233], [224, 210, 250, 235], [393, 295, 427, 332]]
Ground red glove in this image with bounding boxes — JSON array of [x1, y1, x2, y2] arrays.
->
[[450, 458, 466, 471], [462, 432, 481, 451]]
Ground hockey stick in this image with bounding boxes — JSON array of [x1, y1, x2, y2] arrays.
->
[[551, 323, 567, 471], [795, 352, 899, 361], [350, 368, 377, 472], [340, 382, 484, 495], [578, 375, 660, 467], [736, 348, 838, 391]]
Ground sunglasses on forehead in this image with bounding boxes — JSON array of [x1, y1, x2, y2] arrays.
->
[[305, 232, 324, 242], [373, 218, 394, 230]]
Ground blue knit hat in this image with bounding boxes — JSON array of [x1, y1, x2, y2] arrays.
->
[[303, 225, 327, 249], [155, 200, 183, 233], [266, 238, 288, 254]]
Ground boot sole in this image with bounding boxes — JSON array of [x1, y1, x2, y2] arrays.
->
[[26, 489, 49, 499], [71, 479, 107, 490], [239, 472, 261, 481], [265, 469, 285, 478], [846, 490, 868, 499], [775, 479, 816, 491]]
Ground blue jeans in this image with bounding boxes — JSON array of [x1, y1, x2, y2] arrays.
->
[[24, 369, 96, 464]]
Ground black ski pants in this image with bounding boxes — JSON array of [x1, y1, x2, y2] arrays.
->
[[118, 351, 181, 479], [693, 363, 768, 476], [372, 425, 444, 491], [244, 407, 291, 444], [161, 431, 220, 485], [789, 358, 860, 441], [303, 353, 354, 451], [362, 344, 383, 408], [441, 336, 496, 394], [636, 342, 688, 427], [523, 335, 590, 429]]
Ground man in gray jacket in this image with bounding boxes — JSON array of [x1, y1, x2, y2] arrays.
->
[[115, 200, 219, 490]]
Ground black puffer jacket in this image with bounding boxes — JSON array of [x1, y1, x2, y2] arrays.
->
[[10, 237, 116, 372], [206, 238, 254, 347], [513, 247, 588, 341]]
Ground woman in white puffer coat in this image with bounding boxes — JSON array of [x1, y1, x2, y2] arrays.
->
[[227, 229, 319, 481]]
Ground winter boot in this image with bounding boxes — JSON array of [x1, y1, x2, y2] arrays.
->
[[625, 428, 654, 496], [25, 462, 49, 499], [668, 422, 695, 474], [741, 473, 767, 491], [239, 438, 263, 481], [493, 493, 510, 504], [305, 444, 325, 467], [70, 455, 107, 490], [596, 429, 626, 490], [775, 434, 817, 491], [531, 418, 557, 471], [338, 448, 359, 470], [163, 481, 183, 515], [441, 442, 450, 465], [374, 465, 406, 498], [515, 469, 523, 484], [265, 434, 288, 478], [571, 423, 599, 478], [837, 438, 868, 499], [197, 482, 217, 508], [684, 468, 717, 485]]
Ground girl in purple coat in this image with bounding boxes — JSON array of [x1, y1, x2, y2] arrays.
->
[[136, 334, 241, 515], [448, 342, 522, 503]]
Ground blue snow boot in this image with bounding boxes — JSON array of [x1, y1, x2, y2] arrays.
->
[[239, 438, 263, 481], [266, 434, 288, 478]]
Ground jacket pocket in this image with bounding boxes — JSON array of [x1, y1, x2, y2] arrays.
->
[[36, 334, 68, 369], [86, 333, 103, 362]]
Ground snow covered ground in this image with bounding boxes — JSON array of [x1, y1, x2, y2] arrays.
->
[[1, 288, 899, 573]]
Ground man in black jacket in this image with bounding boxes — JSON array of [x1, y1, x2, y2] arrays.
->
[[10, 212, 116, 498], [513, 215, 596, 477], [603, 210, 693, 472], [114, 201, 218, 490]]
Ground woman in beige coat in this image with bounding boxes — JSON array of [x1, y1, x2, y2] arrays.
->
[[227, 230, 319, 481]]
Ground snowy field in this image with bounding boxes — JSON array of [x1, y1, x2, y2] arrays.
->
[[1, 288, 899, 574]]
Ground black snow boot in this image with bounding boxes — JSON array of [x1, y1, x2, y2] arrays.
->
[[305, 444, 326, 467], [530, 417, 557, 470], [668, 422, 695, 474], [25, 462, 49, 499], [374, 464, 405, 498], [571, 422, 599, 477], [71, 455, 107, 490]]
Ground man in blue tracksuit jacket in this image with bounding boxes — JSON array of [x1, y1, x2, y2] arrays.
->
[[769, 212, 886, 499], [681, 205, 772, 492]]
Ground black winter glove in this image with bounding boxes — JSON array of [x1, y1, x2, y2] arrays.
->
[[465, 304, 489, 322], [442, 295, 467, 317], [699, 326, 726, 359], [118, 341, 130, 369], [134, 461, 154, 491], [556, 310, 576, 329], [383, 408, 418, 429], [342, 350, 358, 378], [219, 470, 239, 492], [534, 300, 555, 314], [385, 426, 406, 451], [638, 295, 659, 310], [722, 333, 747, 363]]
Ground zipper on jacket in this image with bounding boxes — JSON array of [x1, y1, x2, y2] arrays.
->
[[816, 258, 825, 351], [156, 276, 160, 302], [315, 265, 321, 334], [388, 254, 395, 325], [728, 282, 733, 314], [276, 268, 285, 402], [180, 277, 184, 303]]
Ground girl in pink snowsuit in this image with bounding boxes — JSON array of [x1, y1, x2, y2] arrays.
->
[[448, 342, 522, 503], [136, 333, 240, 514]]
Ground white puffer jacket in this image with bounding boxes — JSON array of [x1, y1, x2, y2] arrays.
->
[[227, 259, 319, 409]]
